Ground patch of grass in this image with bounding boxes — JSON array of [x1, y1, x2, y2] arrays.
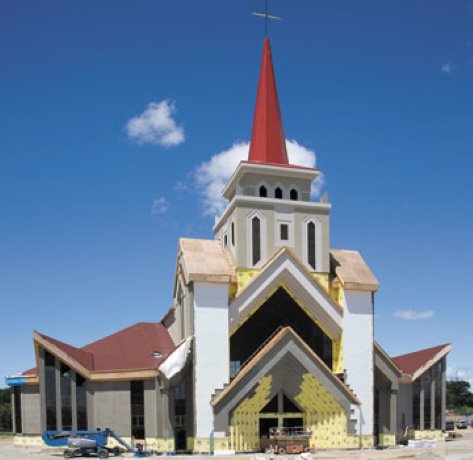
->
[[0, 432, 13, 436]]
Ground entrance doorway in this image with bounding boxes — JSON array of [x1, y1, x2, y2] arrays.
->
[[258, 393, 305, 451]]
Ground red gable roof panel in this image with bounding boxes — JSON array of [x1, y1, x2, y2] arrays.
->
[[392, 344, 450, 376]]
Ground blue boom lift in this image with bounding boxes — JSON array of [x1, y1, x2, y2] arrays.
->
[[43, 428, 153, 458]]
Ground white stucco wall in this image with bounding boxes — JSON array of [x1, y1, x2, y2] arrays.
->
[[193, 282, 229, 438], [342, 290, 374, 436]]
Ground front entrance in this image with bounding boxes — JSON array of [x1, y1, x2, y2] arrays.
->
[[175, 428, 186, 451], [258, 393, 305, 451]]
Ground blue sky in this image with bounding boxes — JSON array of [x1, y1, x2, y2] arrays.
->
[[1, 0, 472, 387]]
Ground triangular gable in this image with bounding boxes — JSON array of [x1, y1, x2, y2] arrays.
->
[[393, 343, 451, 382], [229, 248, 343, 340], [212, 326, 359, 411]]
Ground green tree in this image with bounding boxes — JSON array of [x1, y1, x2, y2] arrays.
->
[[447, 380, 473, 409], [0, 388, 12, 432]]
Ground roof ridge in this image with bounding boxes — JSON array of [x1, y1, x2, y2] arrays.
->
[[81, 322, 161, 350], [392, 343, 451, 360]]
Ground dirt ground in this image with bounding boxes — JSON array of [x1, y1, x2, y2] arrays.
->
[[1, 430, 473, 460]]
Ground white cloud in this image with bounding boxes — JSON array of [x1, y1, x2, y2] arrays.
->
[[174, 181, 189, 191], [447, 367, 467, 381], [194, 139, 323, 216], [441, 63, 454, 74], [126, 100, 184, 147], [151, 197, 169, 215], [394, 309, 434, 320]]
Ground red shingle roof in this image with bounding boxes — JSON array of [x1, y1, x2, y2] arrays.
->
[[37, 333, 94, 370], [35, 322, 175, 372], [82, 322, 175, 371], [392, 344, 450, 376], [22, 367, 38, 376]]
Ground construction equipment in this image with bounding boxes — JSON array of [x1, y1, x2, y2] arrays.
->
[[266, 426, 312, 454], [43, 428, 153, 458]]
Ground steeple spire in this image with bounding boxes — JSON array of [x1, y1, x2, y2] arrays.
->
[[248, 38, 289, 165]]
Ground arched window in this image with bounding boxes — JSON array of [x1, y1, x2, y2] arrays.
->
[[252, 216, 261, 265], [275, 187, 283, 199], [307, 221, 316, 270], [290, 189, 298, 200], [259, 186, 267, 197]]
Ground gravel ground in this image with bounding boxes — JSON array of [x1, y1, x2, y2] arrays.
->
[[1, 432, 473, 460]]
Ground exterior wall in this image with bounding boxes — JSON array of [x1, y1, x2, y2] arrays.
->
[[342, 290, 374, 436], [163, 309, 181, 345], [193, 282, 229, 438], [89, 381, 131, 435], [397, 383, 413, 433], [21, 385, 41, 434], [230, 204, 330, 273], [213, 332, 360, 450], [144, 379, 158, 437], [164, 282, 194, 345]]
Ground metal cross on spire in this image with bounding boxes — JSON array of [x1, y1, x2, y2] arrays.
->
[[252, 0, 282, 36]]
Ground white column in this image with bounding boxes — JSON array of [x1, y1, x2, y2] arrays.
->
[[342, 290, 374, 436], [193, 282, 229, 438]]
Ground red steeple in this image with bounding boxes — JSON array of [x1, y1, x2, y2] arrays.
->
[[248, 37, 289, 165]]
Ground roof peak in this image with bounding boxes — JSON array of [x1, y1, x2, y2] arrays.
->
[[248, 38, 289, 166]]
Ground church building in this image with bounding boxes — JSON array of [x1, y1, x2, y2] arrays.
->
[[8, 38, 451, 453]]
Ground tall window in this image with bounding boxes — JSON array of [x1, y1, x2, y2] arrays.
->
[[412, 379, 420, 429], [13, 387, 22, 434], [131, 381, 145, 439], [275, 187, 283, 199], [280, 224, 289, 241], [290, 189, 298, 200], [231, 222, 235, 246], [60, 363, 72, 430], [259, 186, 267, 197], [252, 216, 261, 265], [435, 362, 442, 429], [307, 221, 316, 270], [174, 379, 186, 426], [44, 350, 57, 430], [76, 373, 88, 430]]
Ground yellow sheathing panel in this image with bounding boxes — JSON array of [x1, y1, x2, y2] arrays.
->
[[230, 375, 273, 451], [213, 437, 231, 452], [332, 334, 344, 374], [231, 281, 344, 374], [194, 438, 211, 452], [312, 273, 329, 291], [237, 268, 260, 292], [14, 436, 45, 447], [413, 430, 444, 441], [295, 373, 349, 449], [379, 433, 396, 446], [228, 372, 365, 451], [187, 437, 194, 452]]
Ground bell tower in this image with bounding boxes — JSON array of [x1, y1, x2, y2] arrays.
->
[[214, 38, 331, 274]]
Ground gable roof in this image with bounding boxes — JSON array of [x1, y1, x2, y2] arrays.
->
[[33, 322, 175, 380], [82, 322, 175, 371], [392, 343, 451, 381], [178, 238, 236, 286], [212, 326, 360, 407], [229, 247, 343, 340], [37, 333, 94, 370], [330, 249, 379, 292]]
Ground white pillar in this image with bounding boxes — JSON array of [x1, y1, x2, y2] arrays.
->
[[342, 290, 374, 436], [193, 282, 229, 438]]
